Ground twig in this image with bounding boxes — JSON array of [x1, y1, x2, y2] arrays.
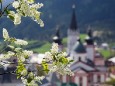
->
[[0, 3, 12, 17], [0, 71, 16, 75]]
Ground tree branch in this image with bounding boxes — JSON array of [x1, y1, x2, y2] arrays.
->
[[0, 3, 12, 17]]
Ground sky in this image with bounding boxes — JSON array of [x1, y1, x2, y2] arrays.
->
[[2, 0, 14, 7]]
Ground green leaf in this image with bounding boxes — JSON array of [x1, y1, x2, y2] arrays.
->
[[69, 60, 74, 63], [36, 65, 45, 76], [9, 15, 14, 21], [28, 72, 34, 79], [0, 0, 2, 3], [42, 63, 49, 74], [59, 57, 68, 64], [16, 63, 25, 78], [5, 9, 10, 14], [27, 77, 33, 83]]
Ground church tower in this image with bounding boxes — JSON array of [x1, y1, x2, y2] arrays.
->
[[53, 26, 63, 52], [85, 26, 95, 61], [67, 5, 79, 54]]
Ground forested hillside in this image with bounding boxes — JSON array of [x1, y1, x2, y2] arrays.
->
[[0, 0, 115, 42]]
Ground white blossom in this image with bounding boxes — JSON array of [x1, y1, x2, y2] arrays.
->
[[110, 74, 115, 79], [62, 52, 67, 57], [58, 52, 67, 58], [12, 1, 20, 8], [8, 0, 44, 27], [0, 51, 15, 61], [8, 45, 15, 49], [30, 3, 43, 9], [7, 51, 15, 57], [34, 76, 45, 81], [0, 54, 5, 61], [21, 77, 27, 85], [50, 63, 74, 76], [3, 28, 9, 40], [44, 52, 52, 62], [27, 0, 34, 4], [51, 43, 59, 54], [39, 19, 44, 27], [30, 54, 44, 64], [15, 48, 22, 52], [20, 1, 31, 16], [8, 11, 15, 17], [23, 50, 33, 56], [1, 1, 74, 86], [14, 13, 21, 25], [14, 39, 28, 45], [106, 77, 111, 82], [49, 65, 57, 72], [20, 56, 25, 62], [63, 68, 74, 76], [3, 51, 15, 60], [21, 69, 27, 76]]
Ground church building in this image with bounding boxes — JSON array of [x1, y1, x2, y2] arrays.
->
[[59, 5, 109, 86]]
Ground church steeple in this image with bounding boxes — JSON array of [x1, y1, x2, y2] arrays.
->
[[67, 4, 79, 54], [70, 4, 77, 30], [85, 25, 95, 62]]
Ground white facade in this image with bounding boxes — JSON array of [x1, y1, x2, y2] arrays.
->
[[86, 46, 94, 61], [82, 76, 87, 86], [93, 74, 97, 83], [71, 52, 87, 62], [75, 76, 79, 86], [62, 75, 66, 83], [75, 76, 87, 86], [101, 74, 105, 83], [67, 29, 79, 54]]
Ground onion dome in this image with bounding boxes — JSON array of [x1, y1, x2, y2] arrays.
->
[[53, 26, 62, 45], [73, 38, 86, 53]]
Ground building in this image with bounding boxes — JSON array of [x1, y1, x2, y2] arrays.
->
[[59, 5, 109, 86]]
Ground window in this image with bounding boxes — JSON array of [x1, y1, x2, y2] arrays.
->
[[97, 75, 100, 83], [78, 57, 81, 61], [69, 76, 73, 82], [88, 76, 91, 83], [79, 77, 82, 86]]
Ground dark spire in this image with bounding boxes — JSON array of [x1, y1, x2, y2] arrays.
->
[[87, 25, 93, 37], [56, 25, 60, 38], [70, 4, 77, 30], [85, 25, 94, 45], [53, 26, 62, 45]]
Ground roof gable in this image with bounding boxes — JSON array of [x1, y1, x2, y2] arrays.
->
[[75, 68, 87, 73], [71, 62, 95, 72]]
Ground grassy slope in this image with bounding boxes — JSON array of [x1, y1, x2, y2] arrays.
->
[[99, 49, 112, 59], [32, 42, 51, 53], [27, 34, 88, 53], [62, 34, 87, 45], [27, 34, 112, 58]]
